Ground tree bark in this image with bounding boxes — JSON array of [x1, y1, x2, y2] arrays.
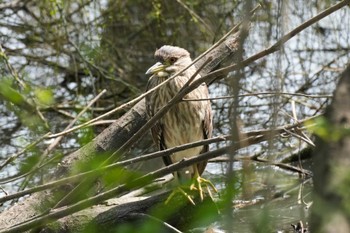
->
[[311, 64, 350, 233], [0, 33, 241, 231]]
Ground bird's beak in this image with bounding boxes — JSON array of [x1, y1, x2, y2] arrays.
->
[[145, 62, 167, 75]]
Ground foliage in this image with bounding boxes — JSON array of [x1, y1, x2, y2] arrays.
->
[[0, 0, 349, 232]]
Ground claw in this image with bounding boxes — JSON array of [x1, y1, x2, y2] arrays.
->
[[165, 166, 218, 205], [165, 186, 196, 205], [190, 175, 218, 201]]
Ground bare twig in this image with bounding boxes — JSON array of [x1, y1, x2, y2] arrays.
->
[[0, 90, 107, 185], [0, 44, 26, 89], [46, 89, 106, 149], [112, 0, 345, 162], [0, 114, 319, 203], [182, 92, 332, 102], [44, 6, 262, 140], [0, 133, 50, 172], [17, 89, 108, 191], [0, 146, 230, 233], [198, 0, 350, 85]]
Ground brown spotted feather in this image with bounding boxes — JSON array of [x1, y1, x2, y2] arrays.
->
[[145, 45, 212, 180]]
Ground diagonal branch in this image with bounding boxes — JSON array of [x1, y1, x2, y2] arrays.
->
[[0, 113, 318, 204]]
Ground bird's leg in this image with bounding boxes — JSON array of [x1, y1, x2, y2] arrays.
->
[[165, 172, 196, 205], [165, 167, 218, 205], [190, 165, 218, 201], [165, 186, 196, 205]]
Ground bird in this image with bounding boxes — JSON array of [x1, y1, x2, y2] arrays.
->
[[145, 45, 215, 202]]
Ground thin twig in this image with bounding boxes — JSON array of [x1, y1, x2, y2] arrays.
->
[[0, 91, 107, 185], [47, 89, 107, 154], [0, 146, 231, 233], [17, 89, 107, 191], [129, 213, 183, 233], [111, 0, 341, 162], [0, 44, 27, 89], [0, 133, 50, 171], [0, 114, 319, 203], [45, 6, 261, 140], [175, 0, 214, 36], [197, 0, 350, 85], [182, 92, 332, 102]]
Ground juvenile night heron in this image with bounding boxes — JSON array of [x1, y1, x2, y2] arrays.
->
[[145, 45, 215, 201]]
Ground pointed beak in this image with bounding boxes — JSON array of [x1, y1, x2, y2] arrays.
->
[[145, 62, 167, 75]]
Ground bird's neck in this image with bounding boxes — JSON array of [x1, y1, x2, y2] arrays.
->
[[152, 65, 198, 89]]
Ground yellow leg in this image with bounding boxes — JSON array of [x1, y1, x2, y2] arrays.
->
[[165, 166, 218, 205], [190, 165, 218, 201], [165, 186, 196, 205]]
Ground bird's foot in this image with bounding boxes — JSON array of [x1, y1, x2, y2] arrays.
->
[[165, 177, 218, 205], [165, 186, 196, 205], [190, 176, 218, 201]]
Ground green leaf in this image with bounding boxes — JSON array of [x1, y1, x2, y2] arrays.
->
[[34, 88, 54, 106], [305, 116, 350, 142], [0, 79, 26, 106]]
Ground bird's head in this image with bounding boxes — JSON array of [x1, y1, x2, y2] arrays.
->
[[146, 45, 192, 78]]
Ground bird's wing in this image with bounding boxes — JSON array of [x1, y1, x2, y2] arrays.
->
[[146, 76, 173, 166], [149, 112, 173, 167], [197, 84, 213, 175], [201, 83, 213, 152]]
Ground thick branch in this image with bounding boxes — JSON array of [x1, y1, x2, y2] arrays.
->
[[0, 1, 348, 231], [0, 29, 242, 232]]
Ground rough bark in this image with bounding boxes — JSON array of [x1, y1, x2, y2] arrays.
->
[[55, 99, 148, 178], [311, 64, 350, 232], [0, 33, 241, 231]]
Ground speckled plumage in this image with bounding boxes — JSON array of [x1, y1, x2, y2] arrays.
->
[[145, 45, 212, 181]]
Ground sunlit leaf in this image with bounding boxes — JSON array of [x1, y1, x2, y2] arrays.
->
[[305, 116, 350, 142], [0, 79, 26, 106], [34, 88, 54, 106], [19, 153, 40, 174]]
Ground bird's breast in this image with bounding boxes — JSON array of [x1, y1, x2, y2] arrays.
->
[[151, 76, 208, 147]]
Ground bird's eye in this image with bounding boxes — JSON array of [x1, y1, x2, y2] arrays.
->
[[169, 57, 177, 63]]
